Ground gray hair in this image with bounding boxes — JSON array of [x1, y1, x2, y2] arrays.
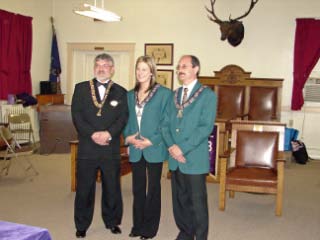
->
[[94, 53, 114, 66]]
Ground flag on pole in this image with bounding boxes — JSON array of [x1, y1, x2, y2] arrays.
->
[[49, 17, 61, 93]]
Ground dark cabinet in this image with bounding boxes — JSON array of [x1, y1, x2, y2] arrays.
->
[[39, 105, 77, 154]]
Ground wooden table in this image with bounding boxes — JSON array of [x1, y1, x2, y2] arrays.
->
[[69, 140, 131, 192]]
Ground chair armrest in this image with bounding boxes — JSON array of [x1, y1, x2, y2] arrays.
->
[[236, 113, 249, 120], [219, 147, 235, 158], [276, 151, 286, 162], [219, 149, 231, 159]]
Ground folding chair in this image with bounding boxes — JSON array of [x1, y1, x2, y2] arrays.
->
[[0, 125, 38, 177], [8, 113, 37, 150]]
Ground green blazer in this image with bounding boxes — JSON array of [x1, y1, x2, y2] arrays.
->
[[162, 81, 217, 174], [123, 85, 172, 163]]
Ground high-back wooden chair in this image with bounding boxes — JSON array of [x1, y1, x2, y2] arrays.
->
[[199, 64, 283, 157], [247, 87, 278, 121], [217, 86, 245, 120], [219, 130, 285, 216]]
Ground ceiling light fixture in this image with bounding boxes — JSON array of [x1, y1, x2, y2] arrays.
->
[[74, 0, 121, 22]]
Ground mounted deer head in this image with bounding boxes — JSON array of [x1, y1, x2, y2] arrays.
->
[[206, 0, 259, 47]]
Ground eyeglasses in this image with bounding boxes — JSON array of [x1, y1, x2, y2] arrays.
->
[[176, 64, 194, 71], [95, 64, 113, 69]]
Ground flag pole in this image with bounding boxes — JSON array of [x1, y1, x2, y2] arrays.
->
[[50, 17, 62, 94]]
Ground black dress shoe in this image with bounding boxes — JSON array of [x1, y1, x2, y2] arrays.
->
[[75, 230, 86, 238], [129, 232, 140, 237], [107, 225, 122, 234], [140, 236, 152, 240]]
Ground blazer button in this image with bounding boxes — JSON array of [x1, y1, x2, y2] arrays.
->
[[176, 128, 180, 133]]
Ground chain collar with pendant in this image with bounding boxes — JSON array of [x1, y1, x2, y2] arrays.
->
[[174, 85, 207, 118], [90, 79, 113, 116], [135, 83, 161, 116]]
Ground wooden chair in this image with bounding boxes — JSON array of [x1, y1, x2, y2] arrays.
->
[[246, 87, 279, 121], [199, 64, 284, 154], [217, 86, 245, 120], [219, 130, 285, 216]]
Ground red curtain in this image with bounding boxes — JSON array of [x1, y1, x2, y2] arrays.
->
[[0, 9, 33, 100], [291, 18, 320, 110]]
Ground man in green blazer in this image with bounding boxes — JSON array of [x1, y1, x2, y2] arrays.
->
[[162, 55, 217, 240]]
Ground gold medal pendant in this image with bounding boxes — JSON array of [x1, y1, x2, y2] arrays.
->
[[90, 80, 113, 118], [177, 109, 183, 118]]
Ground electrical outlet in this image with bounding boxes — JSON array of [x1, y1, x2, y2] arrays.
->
[[289, 119, 293, 127]]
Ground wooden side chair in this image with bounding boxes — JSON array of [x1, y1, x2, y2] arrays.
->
[[219, 130, 285, 216]]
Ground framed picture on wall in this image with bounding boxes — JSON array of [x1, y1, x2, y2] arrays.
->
[[145, 43, 174, 65], [157, 69, 174, 89]]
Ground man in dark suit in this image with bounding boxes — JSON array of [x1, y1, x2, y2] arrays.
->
[[162, 55, 217, 240], [71, 53, 128, 238]]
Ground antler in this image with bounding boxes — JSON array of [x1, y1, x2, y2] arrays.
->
[[231, 0, 259, 21], [205, 0, 222, 24]]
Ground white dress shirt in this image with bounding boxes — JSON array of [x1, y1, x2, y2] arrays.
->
[[135, 105, 144, 131], [181, 79, 198, 104], [97, 79, 110, 100]]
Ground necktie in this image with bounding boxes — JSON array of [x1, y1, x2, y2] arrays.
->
[[182, 88, 188, 104], [97, 81, 108, 88]]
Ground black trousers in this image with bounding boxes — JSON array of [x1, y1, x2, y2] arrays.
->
[[74, 157, 123, 231], [131, 156, 163, 238], [171, 169, 208, 240]]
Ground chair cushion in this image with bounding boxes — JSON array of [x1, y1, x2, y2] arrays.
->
[[226, 167, 277, 188], [236, 131, 278, 169]]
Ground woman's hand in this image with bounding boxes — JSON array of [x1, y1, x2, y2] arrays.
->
[[133, 136, 152, 150], [125, 132, 139, 145]]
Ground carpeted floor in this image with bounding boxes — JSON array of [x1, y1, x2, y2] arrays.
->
[[0, 154, 320, 240]]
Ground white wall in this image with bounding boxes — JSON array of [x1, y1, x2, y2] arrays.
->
[[50, 0, 319, 104], [2, 0, 320, 158]]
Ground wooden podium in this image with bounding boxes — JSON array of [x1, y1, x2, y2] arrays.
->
[[39, 105, 77, 154]]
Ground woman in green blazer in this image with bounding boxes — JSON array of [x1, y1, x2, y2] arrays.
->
[[123, 55, 171, 239]]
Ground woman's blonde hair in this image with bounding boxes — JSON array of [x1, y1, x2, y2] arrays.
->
[[134, 55, 157, 92]]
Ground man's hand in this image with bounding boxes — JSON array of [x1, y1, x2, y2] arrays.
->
[[91, 131, 111, 145], [169, 144, 186, 163]]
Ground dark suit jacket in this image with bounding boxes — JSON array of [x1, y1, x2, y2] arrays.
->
[[71, 79, 128, 160]]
